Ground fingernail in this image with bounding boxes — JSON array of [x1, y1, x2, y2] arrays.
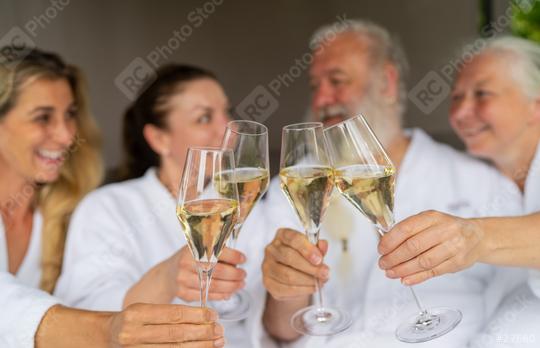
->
[[214, 324, 224, 336], [402, 278, 411, 286], [319, 268, 329, 279], [379, 259, 387, 269], [385, 269, 395, 278], [310, 253, 322, 265], [214, 338, 225, 347]]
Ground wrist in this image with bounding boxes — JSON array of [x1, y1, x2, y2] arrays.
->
[[69, 308, 113, 348], [163, 254, 181, 299], [35, 304, 61, 348], [267, 291, 310, 309], [124, 258, 176, 307], [263, 292, 304, 342], [36, 305, 113, 348], [96, 311, 114, 348], [471, 218, 492, 262]]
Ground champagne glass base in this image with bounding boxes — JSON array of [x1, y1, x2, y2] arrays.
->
[[291, 305, 352, 336], [395, 307, 462, 343], [210, 290, 251, 322]]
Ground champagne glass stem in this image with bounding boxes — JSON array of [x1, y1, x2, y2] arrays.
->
[[197, 267, 214, 308], [314, 278, 325, 311], [228, 223, 243, 249], [307, 229, 327, 317], [410, 286, 426, 313]]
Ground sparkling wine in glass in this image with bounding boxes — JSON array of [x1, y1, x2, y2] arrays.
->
[[279, 122, 352, 336], [213, 120, 270, 320], [324, 114, 462, 343], [176, 147, 240, 308]]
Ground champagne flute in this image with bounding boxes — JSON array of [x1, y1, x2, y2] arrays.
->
[[324, 114, 462, 343], [221, 120, 270, 243], [279, 122, 352, 336], [214, 120, 270, 321], [176, 147, 240, 309]]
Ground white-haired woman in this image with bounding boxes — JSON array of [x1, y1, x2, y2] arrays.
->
[[378, 36, 540, 292]]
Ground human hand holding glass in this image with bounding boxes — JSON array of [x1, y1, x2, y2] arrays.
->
[[279, 122, 352, 336], [323, 114, 462, 343], [378, 210, 486, 285]]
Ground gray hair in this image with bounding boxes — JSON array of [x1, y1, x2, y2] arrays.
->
[[310, 19, 410, 117], [478, 36, 540, 100]]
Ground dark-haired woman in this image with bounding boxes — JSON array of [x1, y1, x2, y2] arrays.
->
[[56, 64, 271, 348], [0, 50, 223, 348]]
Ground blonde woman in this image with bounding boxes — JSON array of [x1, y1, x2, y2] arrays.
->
[[0, 49, 223, 348]]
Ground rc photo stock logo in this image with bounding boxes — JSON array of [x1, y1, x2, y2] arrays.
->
[[234, 13, 350, 123], [408, 0, 537, 115], [114, 57, 157, 101], [232, 52, 314, 123], [0, 27, 36, 69], [0, 0, 72, 68], [114, 0, 225, 100], [408, 71, 451, 115], [234, 85, 280, 124]]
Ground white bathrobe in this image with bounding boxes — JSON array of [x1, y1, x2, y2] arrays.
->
[[0, 213, 61, 348], [525, 142, 540, 298], [55, 168, 275, 348], [257, 129, 527, 348], [0, 273, 60, 348], [467, 142, 540, 348]]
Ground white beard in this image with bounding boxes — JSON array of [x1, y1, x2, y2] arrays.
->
[[308, 77, 402, 148], [349, 89, 401, 149]]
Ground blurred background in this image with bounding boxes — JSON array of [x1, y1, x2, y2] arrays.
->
[[1, 0, 538, 172]]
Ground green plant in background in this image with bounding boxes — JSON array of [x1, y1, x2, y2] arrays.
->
[[512, 0, 540, 43], [478, 0, 493, 35]]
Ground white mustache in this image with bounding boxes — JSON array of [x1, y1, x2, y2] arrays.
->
[[317, 104, 349, 122]]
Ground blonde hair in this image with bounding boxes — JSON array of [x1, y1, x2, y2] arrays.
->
[[0, 49, 103, 293]]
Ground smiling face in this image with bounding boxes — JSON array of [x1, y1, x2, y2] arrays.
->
[[309, 32, 373, 127], [450, 52, 540, 163], [309, 31, 402, 147], [0, 78, 77, 184]]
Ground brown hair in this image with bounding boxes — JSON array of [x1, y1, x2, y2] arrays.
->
[[117, 64, 217, 181]]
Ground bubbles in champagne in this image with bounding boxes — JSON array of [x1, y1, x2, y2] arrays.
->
[[176, 199, 239, 269], [215, 167, 269, 224], [279, 165, 334, 234], [334, 164, 395, 233]]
